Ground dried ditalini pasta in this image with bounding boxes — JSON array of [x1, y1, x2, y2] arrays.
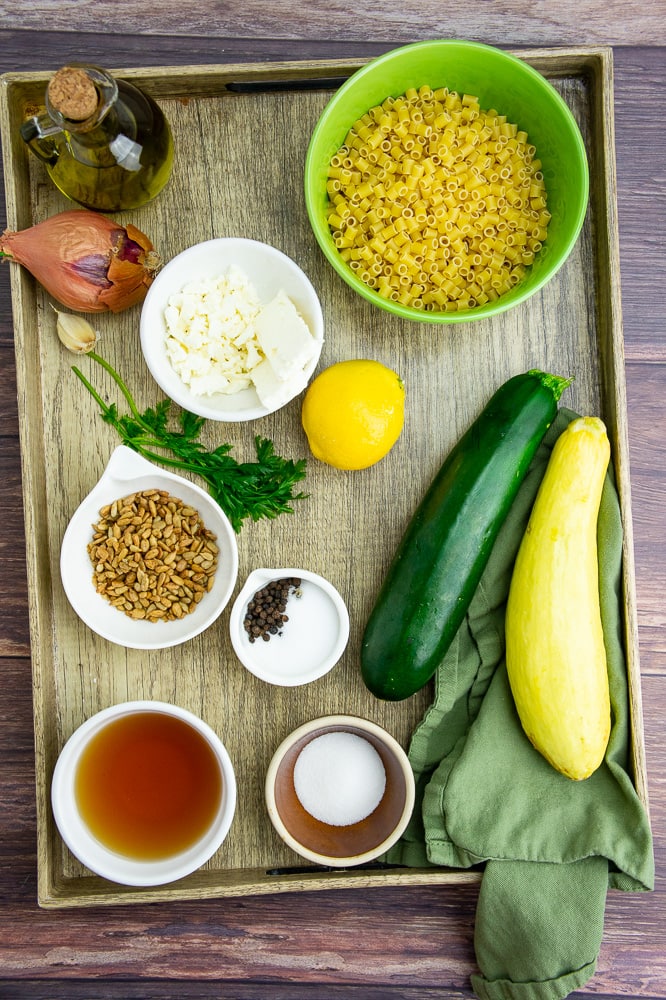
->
[[326, 85, 550, 312]]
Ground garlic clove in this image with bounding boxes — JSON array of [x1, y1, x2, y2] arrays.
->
[[53, 307, 98, 354]]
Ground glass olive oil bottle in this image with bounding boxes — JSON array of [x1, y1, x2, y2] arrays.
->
[[21, 64, 173, 212]]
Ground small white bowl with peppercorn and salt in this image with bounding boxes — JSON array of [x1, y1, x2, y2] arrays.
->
[[60, 445, 239, 649], [229, 568, 350, 686]]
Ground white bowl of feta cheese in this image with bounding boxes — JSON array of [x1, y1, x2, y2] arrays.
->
[[140, 238, 325, 421]]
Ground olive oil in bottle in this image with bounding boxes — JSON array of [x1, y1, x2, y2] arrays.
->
[[21, 64, 173, 212]]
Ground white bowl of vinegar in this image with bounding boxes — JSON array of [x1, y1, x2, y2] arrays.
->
[[51, 700, 237, 886]]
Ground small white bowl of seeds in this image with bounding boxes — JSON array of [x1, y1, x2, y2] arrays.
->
[[60, 445, 239, 649]]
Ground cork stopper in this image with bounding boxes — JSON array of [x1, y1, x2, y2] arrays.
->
[[48, 66, 99, 121]]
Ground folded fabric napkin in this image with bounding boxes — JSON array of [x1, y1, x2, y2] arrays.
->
[[387, 408, 654, 1000]]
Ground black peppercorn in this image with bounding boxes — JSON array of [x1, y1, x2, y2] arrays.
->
[[243, 577, 302, 643]]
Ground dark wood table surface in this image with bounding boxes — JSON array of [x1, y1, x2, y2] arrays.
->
[[0, 8, 664, 998]]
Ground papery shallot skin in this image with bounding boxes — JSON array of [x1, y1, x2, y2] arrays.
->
[[0, 209, 161, 312]]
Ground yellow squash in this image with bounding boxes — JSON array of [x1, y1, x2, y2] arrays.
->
[[505, 416, 612, 780]]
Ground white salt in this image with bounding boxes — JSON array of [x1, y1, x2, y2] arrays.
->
[[293, 731, 386, 826]]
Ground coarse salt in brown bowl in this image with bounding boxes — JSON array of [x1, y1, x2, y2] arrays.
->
[[265, 715, 415, 867]]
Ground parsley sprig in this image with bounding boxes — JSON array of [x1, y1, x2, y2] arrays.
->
[[73, 352, 308, 532]]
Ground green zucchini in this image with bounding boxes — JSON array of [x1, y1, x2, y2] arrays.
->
[[360, 369, 572, 701]]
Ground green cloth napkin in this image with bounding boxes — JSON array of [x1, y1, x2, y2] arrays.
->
[[387, 408, 654, 1000]]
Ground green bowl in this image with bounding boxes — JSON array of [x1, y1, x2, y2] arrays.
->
[[304, 39, 589, 324]]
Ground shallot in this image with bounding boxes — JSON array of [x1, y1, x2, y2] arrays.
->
[[0, 209, 161, 313]]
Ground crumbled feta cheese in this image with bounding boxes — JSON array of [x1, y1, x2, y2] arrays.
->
[[164, 267, 263, 397], [163, 266, 319, 408]]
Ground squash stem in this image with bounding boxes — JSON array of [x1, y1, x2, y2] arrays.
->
[[529, 369, 575, 402]]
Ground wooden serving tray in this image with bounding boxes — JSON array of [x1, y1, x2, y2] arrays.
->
[[0, 48, 649, 908]]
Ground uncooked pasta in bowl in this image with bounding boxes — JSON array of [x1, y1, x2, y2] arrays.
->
[[304, 39, 589, 323]]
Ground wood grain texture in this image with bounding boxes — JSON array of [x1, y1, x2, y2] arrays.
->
[[0, 30, 664, 999], [1, 1, 666, 47]]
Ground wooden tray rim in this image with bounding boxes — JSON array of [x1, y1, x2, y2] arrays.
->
[[0, 46, 649, 908]]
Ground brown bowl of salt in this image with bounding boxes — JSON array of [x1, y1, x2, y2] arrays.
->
[[265, 715, 415, 867]]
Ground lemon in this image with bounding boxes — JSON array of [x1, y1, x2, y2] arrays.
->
[[301, 359, 405, 470]]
